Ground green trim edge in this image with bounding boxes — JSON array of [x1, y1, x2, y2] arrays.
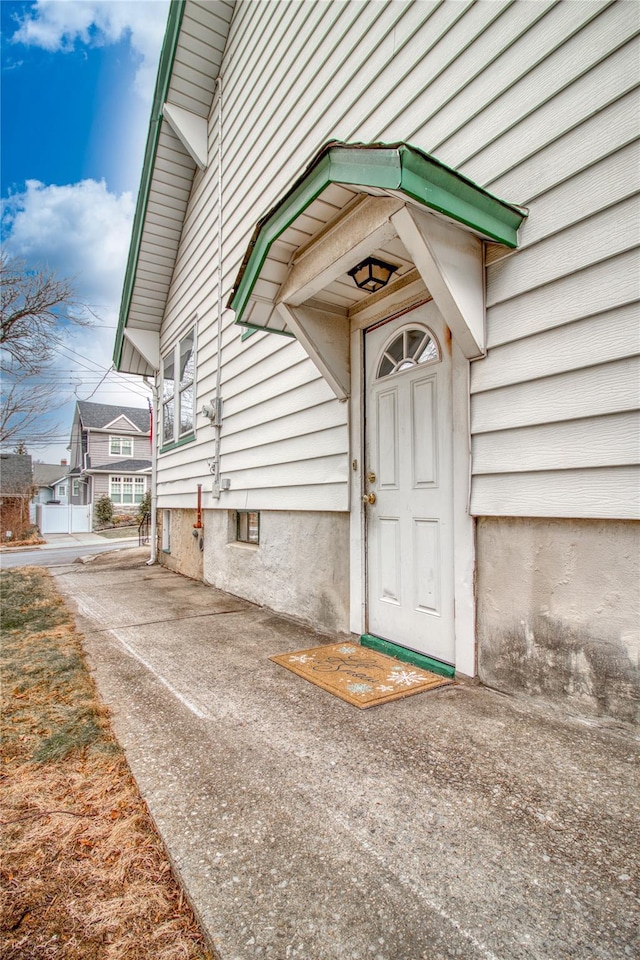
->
[[229, 141, 527, 328], [159, 431, 195, 455], [114, 0, 186, 370], [360, 634, 455, 679]]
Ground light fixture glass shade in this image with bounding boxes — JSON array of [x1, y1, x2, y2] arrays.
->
[[348, 257, 398, 293]]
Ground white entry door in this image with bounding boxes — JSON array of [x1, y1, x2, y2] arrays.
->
[[364, 303, 455, 665]]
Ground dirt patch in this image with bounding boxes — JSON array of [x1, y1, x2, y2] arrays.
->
[[0, 567, 216, 959]]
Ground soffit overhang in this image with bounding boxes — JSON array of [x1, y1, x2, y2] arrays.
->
[[229, 141, 527, 339], [114, 0, 235, 376]]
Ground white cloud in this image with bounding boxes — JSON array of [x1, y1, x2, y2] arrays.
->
[[11, 0, 169, 98], [3, 178, 134, 310], [2, 178, 150, 460]]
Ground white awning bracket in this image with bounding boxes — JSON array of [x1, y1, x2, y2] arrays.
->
[[275, 303, 350, 400], [392, 205, 485, 359]]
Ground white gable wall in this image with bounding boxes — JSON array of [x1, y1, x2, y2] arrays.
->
[[156, 0, 639, 520]]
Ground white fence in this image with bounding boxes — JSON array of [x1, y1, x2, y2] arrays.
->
[[36, 503, 91, 534]]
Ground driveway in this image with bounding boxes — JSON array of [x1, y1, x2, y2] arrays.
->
[[53, 548, 639, 960]]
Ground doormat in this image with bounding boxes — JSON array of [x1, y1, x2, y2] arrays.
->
[[270, 642, 454, 708]]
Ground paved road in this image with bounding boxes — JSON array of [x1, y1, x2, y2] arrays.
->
[[0, 540, 141, 569]]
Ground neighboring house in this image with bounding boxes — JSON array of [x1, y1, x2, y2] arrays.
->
[[32, 462, 69, 504], [67, 401, 152, 520], [0, 453, 33, 540], [51, 477, 69, 506], [113, 1, 639, 722]]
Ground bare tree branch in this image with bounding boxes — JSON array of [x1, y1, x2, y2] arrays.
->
[[1, 252, 94, 374], [0, 379, 66, 446], [1, 254, 95, 447]]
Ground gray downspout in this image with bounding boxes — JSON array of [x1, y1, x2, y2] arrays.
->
[[143, 375, 159, 563], [212, 74, 224, 499]]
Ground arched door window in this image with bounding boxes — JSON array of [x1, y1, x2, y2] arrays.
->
[[376, 326, 440, 379]]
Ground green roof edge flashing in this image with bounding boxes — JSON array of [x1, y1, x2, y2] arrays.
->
[[113, 0, 186, 370], [230, 141, 526, 328], [398, 146, 524, 245], [229, 153, 334, 323]]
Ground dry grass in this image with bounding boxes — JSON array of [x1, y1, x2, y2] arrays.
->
[[0, 535, 46, 549], [1, 567, 215, 959]]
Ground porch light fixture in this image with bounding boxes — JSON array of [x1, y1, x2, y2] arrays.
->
[[347, 257, 398, 293]]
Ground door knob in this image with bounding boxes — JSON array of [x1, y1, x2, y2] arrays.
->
[[362, 492, 376, 505]]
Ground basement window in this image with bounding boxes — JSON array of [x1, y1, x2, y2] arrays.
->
[[236, 511, 259, 544], [162, 511, 171, 552]]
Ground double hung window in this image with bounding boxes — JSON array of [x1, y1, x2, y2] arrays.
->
[[110, 475, 146, 504], [110, 436, 133, 456], [162, 328, 195, 448]]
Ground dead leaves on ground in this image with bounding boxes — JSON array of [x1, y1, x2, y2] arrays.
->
[[1, 568, 215, 959]]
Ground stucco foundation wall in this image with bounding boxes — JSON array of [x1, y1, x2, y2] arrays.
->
[[203, 510, 350, 636], [476, 517, 640, 724], [158, 509, 204, 581]]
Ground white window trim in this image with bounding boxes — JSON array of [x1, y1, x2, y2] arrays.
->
[[72, 479, 80, 496], [109, 435, 134, 456], [161, 325, 196, 449], [110, 475, 146, 505]]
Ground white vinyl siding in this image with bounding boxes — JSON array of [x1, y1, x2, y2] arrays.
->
[[155, 0, 639, 518]]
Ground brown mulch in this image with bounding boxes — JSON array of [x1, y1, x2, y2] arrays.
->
[[0, 567, 216, 959]]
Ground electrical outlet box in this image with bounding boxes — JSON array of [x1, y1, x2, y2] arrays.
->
[[202, 396, 223, 426]]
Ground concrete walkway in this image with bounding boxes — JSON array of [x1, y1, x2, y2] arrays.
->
[[53, 548, 639, 960], [42, 531, 139, 548]]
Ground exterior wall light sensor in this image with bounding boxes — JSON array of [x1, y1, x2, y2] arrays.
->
[[347, 257, 398, 293]]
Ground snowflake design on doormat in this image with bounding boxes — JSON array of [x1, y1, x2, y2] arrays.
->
[[376, 684, 395, 693], [288, 654, 316, 664], [347, 682, 373, 695], [337, 645, 357, 654], [387, 669, 426, 687]]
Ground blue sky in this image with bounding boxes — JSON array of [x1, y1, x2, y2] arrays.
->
[[1, 0, 170, 463]]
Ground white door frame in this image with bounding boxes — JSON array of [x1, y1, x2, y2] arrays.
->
[[348, 299, 476, 677], [272, 196, 483, 676]]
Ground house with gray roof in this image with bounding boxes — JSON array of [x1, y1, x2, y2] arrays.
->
[[0, 453, 33, 497], [67, 401, 151, 522], [32, 462, 69, 504], [0, 453, 33, 541]]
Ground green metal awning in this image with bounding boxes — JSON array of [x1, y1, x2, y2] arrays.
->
[[229, 141, 526, 330]]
